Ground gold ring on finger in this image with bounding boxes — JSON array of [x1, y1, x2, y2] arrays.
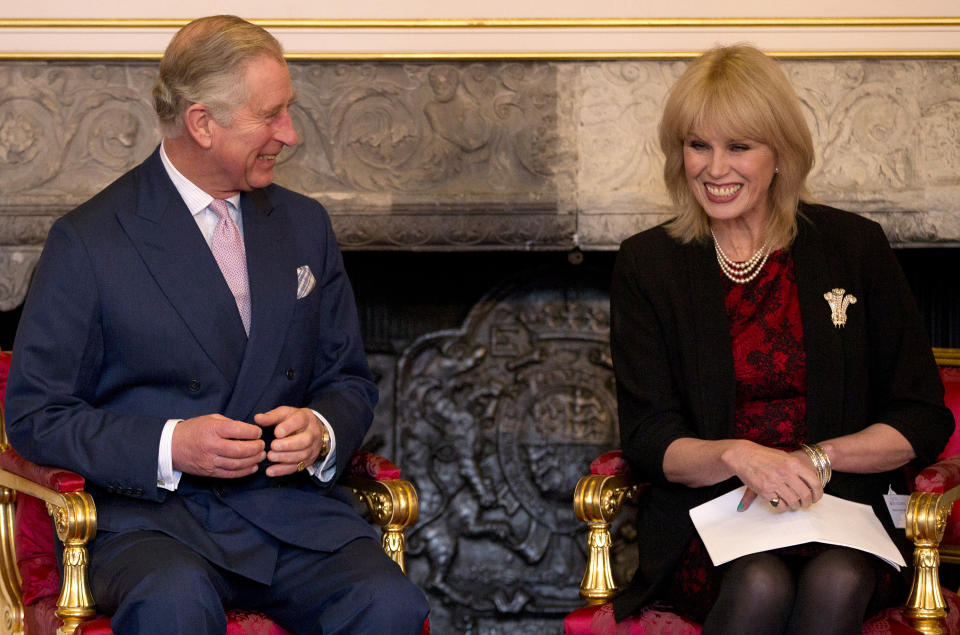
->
[[296, 460, 306, 472]]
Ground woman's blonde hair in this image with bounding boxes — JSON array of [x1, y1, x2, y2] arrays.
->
[[153, 15, 285, 136], [658, 44, 814, 249]]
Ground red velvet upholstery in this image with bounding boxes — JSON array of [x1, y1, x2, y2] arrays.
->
[[564, 591, 960, 635], [938, 367, 960, 458], [919, 366, 960, 545], [348, 449, 403, 480], [564, 604, 701, 635], [590, 450, 632, 477], [0, 447, 85, 493], [71, 612, 296, 635]]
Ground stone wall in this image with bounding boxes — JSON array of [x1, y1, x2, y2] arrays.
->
[[2, 56, 959, 632], [2, 57, 960, 310]]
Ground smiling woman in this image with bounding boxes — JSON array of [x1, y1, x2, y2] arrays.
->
[[608, 44, 954, 633], [681, 130, 777, 262]]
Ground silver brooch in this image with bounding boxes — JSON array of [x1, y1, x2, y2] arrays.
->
[[824, 288, 857, 328]]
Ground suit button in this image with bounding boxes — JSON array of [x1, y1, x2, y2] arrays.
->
[[285, 368, 296, 380], [188, 379, 201, 392], [214, 486, 225, 497]]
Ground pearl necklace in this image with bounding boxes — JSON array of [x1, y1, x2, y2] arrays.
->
[[711, 230, 770, 284]]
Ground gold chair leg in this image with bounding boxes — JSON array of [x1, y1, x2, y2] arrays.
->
[[904, 488, 960, 635], [381, 526, 407, 572], [49, 492, 97, 635], [579, 520, 617, 605], [573, 473, 639, 605], [0, 487, 23, 635], [904, 542, 948, 635], [345, 477, 418, 574]]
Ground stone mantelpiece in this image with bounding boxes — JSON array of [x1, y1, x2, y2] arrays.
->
[[3, 57, 960, 309]]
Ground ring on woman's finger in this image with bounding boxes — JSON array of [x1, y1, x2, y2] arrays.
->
[[769, 495, 780, 507], [296, 460, 306, 472]]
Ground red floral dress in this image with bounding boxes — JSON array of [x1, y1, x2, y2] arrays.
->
[[659, 249, 807, 620], [657, 250, 897, 622]]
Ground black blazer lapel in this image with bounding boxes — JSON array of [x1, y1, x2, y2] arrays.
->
[[686, 241, 737, 440], [116, 150, 247, 386], [225, 188, 297, 420], [793, 213, 846, 443]]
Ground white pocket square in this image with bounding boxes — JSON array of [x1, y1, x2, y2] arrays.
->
[[296, 265, 316, 300]]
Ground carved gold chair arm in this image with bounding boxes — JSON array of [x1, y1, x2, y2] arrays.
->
[[573, 473, 643, 605], [904, 483, 960, 635], [343, 475, 418, 574], [0, 468, 97, 635]]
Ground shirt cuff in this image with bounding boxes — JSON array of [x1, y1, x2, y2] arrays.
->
[[157, 419, 184, 491], [308, 410, 337, 482]]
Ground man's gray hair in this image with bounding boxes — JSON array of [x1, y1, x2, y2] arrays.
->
[[153, 15, 284, 135]]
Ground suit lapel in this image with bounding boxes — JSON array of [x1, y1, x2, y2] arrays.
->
[[117, 150, 247, 385], [225, 188, 298, 420], [793, 212, 845, 443]]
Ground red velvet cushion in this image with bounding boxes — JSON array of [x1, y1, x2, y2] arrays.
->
[[347, 450, 402, 480], [564, 588, 960, 635], [14, 493, 59, 606], [0, 447, 86, 493], [939, 367, 960, 459], [863, 587, 960, 634], [0, 350, 11, 407], [564, 603, 701, 635], [224, 610, 293, 635], [24, 597, 60, 635], [72, 611, 295, 635], [914, 456, 960, 494], [590, 450, 631, 476]]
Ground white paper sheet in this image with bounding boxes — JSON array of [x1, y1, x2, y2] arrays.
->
[[688, 486, 906, 570]]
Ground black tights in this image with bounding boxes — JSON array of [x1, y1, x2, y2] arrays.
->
[[701, 548, 877, 635]]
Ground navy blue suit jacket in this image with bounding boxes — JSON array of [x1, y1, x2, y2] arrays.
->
[[6, 147, 379, 584]]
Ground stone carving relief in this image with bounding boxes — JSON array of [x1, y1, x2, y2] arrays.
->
[[1, 58, 960, 309], [394, 270, 628, 632], [576, 58, 960, 248], [277, 62, 578, 249]]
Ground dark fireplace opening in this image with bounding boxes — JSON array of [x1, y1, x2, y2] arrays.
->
[[343, 249, 615, 356], [1, 248, 955, 351], [343, 247, 959, 354]]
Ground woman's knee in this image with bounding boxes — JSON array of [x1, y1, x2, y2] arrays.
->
[[725, 553, 794, 603], [797, 548, 876, 608]]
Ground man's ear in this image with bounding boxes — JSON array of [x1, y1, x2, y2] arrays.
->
[[184, 103, 214, 149]]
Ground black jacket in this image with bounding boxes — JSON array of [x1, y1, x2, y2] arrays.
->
[[610, 202, 953, 620]]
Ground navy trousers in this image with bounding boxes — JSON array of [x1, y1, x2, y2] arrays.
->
[[87, 530, 429, 634]]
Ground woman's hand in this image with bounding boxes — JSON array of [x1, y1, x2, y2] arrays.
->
[[732, 445, 822, 512]]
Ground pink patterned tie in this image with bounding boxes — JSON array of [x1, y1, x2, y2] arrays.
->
[[209, 198, 251, 335]]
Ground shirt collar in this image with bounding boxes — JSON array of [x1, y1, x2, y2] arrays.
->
[[159, 141, 241, 216]]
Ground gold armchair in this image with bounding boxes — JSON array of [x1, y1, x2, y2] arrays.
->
[[0, 351, 420, 635], [570, 347, 960, 635]]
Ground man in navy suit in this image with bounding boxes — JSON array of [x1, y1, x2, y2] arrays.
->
[[5, 15, 428, 634]]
